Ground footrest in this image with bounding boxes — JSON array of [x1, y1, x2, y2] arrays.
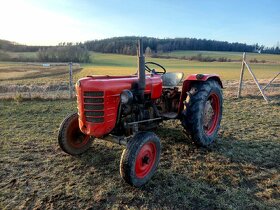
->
[[161, 112, 177, 119]]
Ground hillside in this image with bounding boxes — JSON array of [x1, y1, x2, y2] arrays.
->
[[0, 39, 40, 52], [1, 36, 280, 56]]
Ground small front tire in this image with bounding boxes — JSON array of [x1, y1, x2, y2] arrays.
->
[[120, 132, 161, 187], [58, 113, 93, 155]]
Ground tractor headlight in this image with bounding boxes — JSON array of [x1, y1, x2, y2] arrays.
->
[[76, 80, 81, 87], [120, 90, 133, 104]]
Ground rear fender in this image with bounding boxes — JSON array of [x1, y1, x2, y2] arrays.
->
[[178, 74, 223, 114]]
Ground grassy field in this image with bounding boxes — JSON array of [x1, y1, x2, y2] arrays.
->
[[6, 52, 37, 60], [78, 53, 280, 80], [0, 95, 279, 209], [160, 51, 280, 63], [1, 52, 279, 86], [80, 52, 280, 80], [0, 63, 81, 80], [0, 62, 82, 85], [0, 50, 279, 208]]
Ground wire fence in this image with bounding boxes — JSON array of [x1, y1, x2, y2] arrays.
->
[[1, 78, 279, 101], [0, 83, 75, 99], [0, 61, 279, 101], [0, 62, 79, 99]]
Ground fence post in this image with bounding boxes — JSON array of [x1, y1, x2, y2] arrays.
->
[[69, 62, 73, 99], [237, 52, 246, 98], [243, 61, 269, 102], [237, 53, 269, 102]]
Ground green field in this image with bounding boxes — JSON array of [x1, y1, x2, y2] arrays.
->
[[1, 51, 279, 86], [7, 51, 37, 59], [78, 52, 280, 80], [160, 50, 280, 63]]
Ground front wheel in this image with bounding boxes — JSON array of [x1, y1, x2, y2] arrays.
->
[[120, 132, 161, 187], [58, 113, 93, 155], [181, 80, 223, 146]]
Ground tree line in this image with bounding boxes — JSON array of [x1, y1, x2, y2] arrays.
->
[[84, 36, 280, 55], [0, 37, 279, 63], [38, 43, 90, 62], [0, 40, 90, 62]]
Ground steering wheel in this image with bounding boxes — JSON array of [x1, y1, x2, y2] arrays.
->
[[145, 62, 166, 75]]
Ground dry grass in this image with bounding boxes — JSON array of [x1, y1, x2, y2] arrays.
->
[[0, 52, 279, 209], [0, 89, 279, 209], [0, 63, 81, 85]]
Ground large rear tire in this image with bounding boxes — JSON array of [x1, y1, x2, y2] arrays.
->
[[58, 113, 93, 155], [120, 132, 161, 187], [181, 80, 223, 146]]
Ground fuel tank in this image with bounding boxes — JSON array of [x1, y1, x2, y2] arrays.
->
[[76, 74, 162, 138]]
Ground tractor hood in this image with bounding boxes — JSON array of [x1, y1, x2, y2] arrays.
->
[[75, 74, 162, 138]]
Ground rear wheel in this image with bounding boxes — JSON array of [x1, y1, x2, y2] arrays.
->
[[181, 80, 223, 146], [58, 113, 93, 155], [120, 132, 161, 187]]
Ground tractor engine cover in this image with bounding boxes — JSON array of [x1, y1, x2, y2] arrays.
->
[[76, 74, 162, 138]]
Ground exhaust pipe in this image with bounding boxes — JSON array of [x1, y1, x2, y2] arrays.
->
[[137, 39, 145, 102]]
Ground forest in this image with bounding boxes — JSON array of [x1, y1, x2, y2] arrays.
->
[[84, 36, 280, 55], [0, 37, 279, 63]]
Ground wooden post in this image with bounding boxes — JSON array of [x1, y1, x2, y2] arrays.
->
[[237, 52, 246, 98], [69, 62, 73, 99], [243, 61, 269, 102]]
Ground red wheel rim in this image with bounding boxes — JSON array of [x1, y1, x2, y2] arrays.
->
[[135, 142, 157, 179], [67, 117, 90, 148], [203, 93, 220, 136]]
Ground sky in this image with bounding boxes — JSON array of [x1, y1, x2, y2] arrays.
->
[[0, 0, 279, 47]]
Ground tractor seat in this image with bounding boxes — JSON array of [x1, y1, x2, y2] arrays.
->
[[162, 72, 184, 88]]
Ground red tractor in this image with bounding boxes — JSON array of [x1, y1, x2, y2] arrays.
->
[[58, 40, 223, 187]]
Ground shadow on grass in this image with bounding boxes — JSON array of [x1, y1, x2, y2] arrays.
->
[[217, 134, 280, 169], [73, 125, 279, 209]]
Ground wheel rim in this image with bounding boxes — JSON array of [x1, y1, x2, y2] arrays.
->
[[203, 93, 220, 136], [67, 117, 90, 148], [135, 142, 157, 179]]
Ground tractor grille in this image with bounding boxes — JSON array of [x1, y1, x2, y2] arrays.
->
[[84, 91, 104, 97], [83, 91, 104, 123]]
